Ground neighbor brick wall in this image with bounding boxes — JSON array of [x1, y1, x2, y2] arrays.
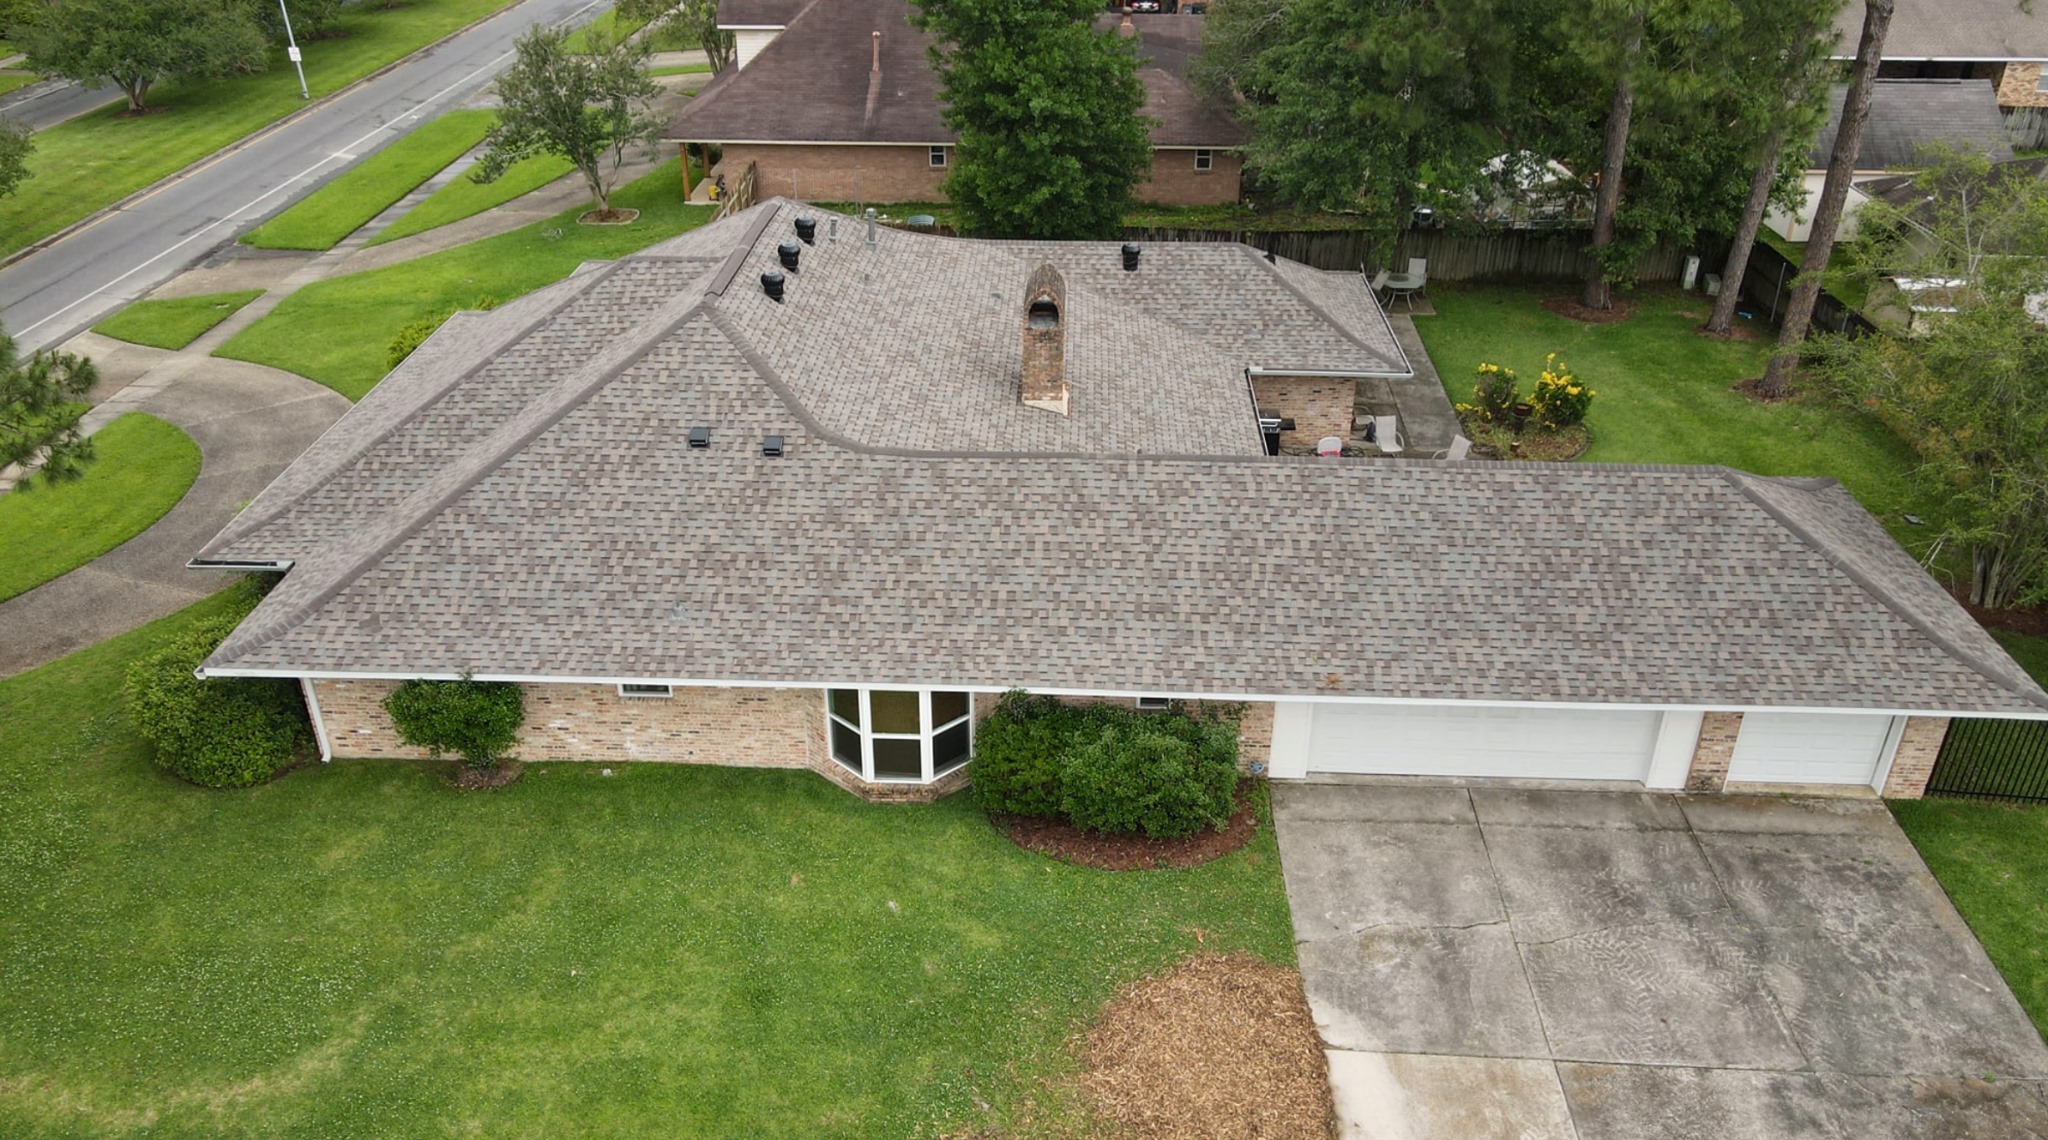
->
[[1996, 62, 2048, 108], [1252, 374, 1356, 450], [1881, 716, 1951, 799], [311, 680, 816, 767], [718, 143, 946, 203], [1136, 151, 1244, 207], [1686, 711, 1742, 793]]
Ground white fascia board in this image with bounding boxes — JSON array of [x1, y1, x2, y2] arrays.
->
[[719, 23, 788, 29], [1247, 365, 1414, 380], [679, 138, 955, 148], [194, 666, 2048, 722]]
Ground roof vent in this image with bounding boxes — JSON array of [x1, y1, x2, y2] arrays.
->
[[762, 434, 784, 458], [760, 270, 786, 302], [794, 215, 817, 244], [864, 207, 878, 250], [1121, 243, 1140, 271], [1264, 249, 1277, 264], [777, 241, 801, 271], [687, 426, 710, 449]]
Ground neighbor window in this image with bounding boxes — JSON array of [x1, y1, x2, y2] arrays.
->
[[929, 146, 949, 168], [1194, 149, 1214, 172], [826, 688, 973, 782], [618, 683, 674, 699]]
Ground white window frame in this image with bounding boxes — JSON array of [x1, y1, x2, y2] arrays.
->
[[929, 146, 949, 168], [825, 688, 974, 784], [617, 683, 674, 699], [1194, 149, 1214, 172]]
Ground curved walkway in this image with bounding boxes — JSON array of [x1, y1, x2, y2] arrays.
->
[[0, 346, 347, 677]]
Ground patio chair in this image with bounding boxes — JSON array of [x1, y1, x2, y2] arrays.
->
[[1384, 257, 1428, 311], [1366, 268, 1391, 302], [1369, 415, 1403, 454], [1316, 436, 1344, 457], [1431, 434, 1473, 461]]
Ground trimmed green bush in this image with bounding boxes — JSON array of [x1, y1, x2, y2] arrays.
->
[[382, 675, 524, 769], [1060, 714, 1240, 839], [386, 296, 498, 371], [123, 586, 310, 788], [971, 690, 1240, 838]]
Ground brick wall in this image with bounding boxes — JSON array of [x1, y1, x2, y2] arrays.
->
[[720, 143, 947, 203], [1996, 62, 2048, 108], [1686, 711, 1742, 793], [1252, 374, 1356, 450], [1137, 151, 1244, 207], [1882, 716, 1950, 799]]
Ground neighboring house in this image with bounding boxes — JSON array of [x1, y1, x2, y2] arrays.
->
[[667, 0, 1246, 206], [191, 199, 2048, 805], [1766, 79, 2013, 242], [1835, 0, 2048, 112]]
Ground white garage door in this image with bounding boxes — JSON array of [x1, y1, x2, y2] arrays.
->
[[1727, 712, 1898, 786], [1307, 704, 1663, 782]]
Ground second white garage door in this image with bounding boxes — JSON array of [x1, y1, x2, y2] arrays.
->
[[1727, 712, 1899, 787], [1307, 703, 1664, 782]]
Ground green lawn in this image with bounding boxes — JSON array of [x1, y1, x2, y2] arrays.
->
[[0, 413, 200, 602], [221, 162, 713, 400], [241, 111, 494, 250], [1413, 286, 1935, 530], [369, 151, 577, 246], [1994, 631, 2048, 686], [91, 289, 264, 349], [649, 62, 713, 77], [0, 594, 1294, 1138], [1893, 799, 2048, 1037], [563, 8, 649, 52], [0, 0, 522, 258], [0, 72, 36, 98]]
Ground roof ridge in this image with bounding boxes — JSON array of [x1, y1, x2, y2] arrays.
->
[[1236, 244, 1408, 373], [1719, 469, 2048, 711], [194, 261, 629, 560], [706, 201, 784, 296], [207, 298, 721, 671]]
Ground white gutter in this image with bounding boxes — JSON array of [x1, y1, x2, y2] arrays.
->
[[301, 677, 333, 763], [1248, 365, 1413, 379], [202, 667, 2048, 722]]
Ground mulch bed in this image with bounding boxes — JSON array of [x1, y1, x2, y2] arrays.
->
[[1953, 587, 2048, 639], [448, 760, 524, 790], [1541, 295, 1636, 324], [1079, 953, 1334, 1140], [992, 789, 1259, 871], [1474, 424, 1590, 462], [577, 208, 640, 226]]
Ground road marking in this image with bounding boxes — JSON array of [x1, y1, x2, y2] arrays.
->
[[12, 0, 605, 344]]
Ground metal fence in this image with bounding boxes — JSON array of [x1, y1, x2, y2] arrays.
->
[[1926, 718, 2048, 803], [1735, 240, 1878, 337], [1116, 224, 1697, 283]]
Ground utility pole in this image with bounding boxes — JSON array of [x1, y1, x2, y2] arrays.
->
[[279, 0, 310, 100]]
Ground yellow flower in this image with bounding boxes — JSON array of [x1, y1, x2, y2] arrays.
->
[[1567, 386, 1581, 395]]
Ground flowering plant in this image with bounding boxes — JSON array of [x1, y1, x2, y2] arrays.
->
[[1528, 353, 1594, 429], [1469, 362, 1518, 423]]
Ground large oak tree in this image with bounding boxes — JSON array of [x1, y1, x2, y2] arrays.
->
[[19, 0, 267, 113]]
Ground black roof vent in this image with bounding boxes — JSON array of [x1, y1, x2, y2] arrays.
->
[[687, 426, 710, 449], [777, 241, 801, 271], [762, 434, 784, 458], [793, 215, 817, 244], [760, 270, 785, 302], [1264, 249, 1277, 264], [1121, 243, 1140, 271]]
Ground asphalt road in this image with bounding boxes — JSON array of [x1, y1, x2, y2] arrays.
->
[[0, 0, 609, 354]]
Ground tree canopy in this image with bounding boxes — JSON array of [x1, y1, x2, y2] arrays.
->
[[912, 0, 1151, 239], [0, 330, 102, 487], [19, 0, 268, 113], [616, 0, 735, 72], [473, 25, 665, 218], [0, 121, 31, 201]]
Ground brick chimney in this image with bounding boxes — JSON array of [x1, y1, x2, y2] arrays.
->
[[1021, 263, 1068, 415]]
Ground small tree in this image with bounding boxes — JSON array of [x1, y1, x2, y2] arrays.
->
[[0, 329, 101, 486], [474, 26, 664, 220], [382, 675, 525, 769], [0, 121, 32, 201], [615, 0, 735, 72], [19, 0, 268, 113], [912, 0, 1152, 239]]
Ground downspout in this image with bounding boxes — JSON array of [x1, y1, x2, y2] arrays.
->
[[301, 677, 334, 763]]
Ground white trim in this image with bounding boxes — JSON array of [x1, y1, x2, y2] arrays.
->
[[1247, 365, 1414, 379], [825, 687, 974, 784], [617, 683, 674, 699], [1266, 701, 1313, 779], [301, 677, 333, 763], [1870, 715, 1909, 795], [193, 668, 2048, 722], [1646, 710, 1704, 790], [670, 138, 959, 147], [719, 22, 789, 29]]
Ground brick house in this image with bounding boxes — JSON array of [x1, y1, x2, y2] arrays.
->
[[666, 0, 1247, 207], [192, 200, 2048, 802]]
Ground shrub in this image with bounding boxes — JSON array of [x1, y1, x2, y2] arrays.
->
[[124, 613, 311, 788], [382, 675, 524, 769], [1469, 362, 1519, 423], [971, 690, 1109, 818], [1529, 352, 1594, 429], [385, 297, 499, 371], [1060, 714, 1240, 839]]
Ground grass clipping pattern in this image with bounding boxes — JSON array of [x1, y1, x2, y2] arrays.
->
[[1080, 953, 1333, 1139]]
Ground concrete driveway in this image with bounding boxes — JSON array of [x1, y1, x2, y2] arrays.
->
[[1273, 783, 2048, 1139]]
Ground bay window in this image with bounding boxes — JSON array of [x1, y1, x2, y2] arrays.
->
[[827, 688, 974, 783]]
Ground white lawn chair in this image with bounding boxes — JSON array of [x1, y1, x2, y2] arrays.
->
[[1316, 436, 1344, 457], [1384, 257, 1428, 310], [1431, 434, 1473, 461], [1366, 268, 1391, 302], [1369, 414, 1403, 454]]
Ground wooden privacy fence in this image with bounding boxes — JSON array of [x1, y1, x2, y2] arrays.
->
[[1734, 240, 1877, 338], [1116, 224, 1697, 283], [1925, 717, 2048, 803], [715, 161, 759, 220]]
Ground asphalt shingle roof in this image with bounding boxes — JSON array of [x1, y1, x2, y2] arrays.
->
[[194, 201, 2048, 717], [1831, 0, 2048, 61], [1808, 80, 2014, 170]]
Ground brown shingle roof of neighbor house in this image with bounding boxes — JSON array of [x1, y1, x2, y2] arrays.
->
[[668, 0, 1247, 148], [191, 200, 2048, 718], [1831, 0, 2048, 61], [1808, 79, 2015, 170], [718, 0, 812, 27]]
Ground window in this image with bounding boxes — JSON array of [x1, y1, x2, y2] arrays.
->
[[2036, 68, 2048, 93], [618, 683, 674, 699], [1193, 149, 1213, 172], [929, 146, 949, 168], [826, 688, 974, 782], [1135, 696, 1172, 712]]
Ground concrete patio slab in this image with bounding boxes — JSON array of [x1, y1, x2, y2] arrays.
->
[[1276, 818, 1502, 940], [1484, 824, 1728, 944], [1561, 1065, 2048, 1140], [1328, 1050, 1576, 1140], [1300, 922, 1548, 1057], [1700, 830, 1962, 938]]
